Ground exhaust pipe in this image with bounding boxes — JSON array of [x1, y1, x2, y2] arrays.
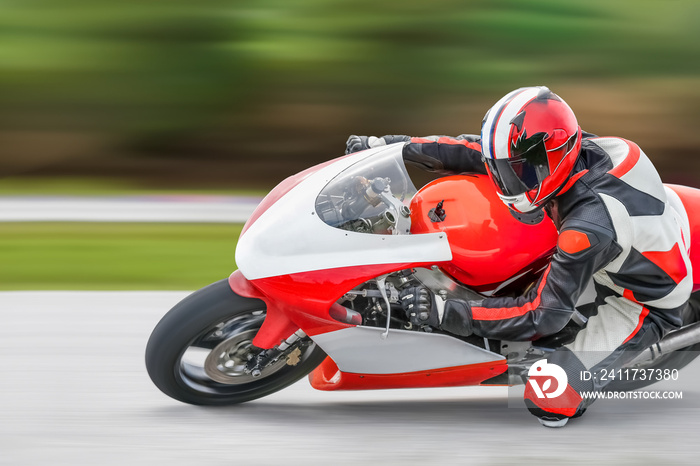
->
[[630, 322, 700, 365]]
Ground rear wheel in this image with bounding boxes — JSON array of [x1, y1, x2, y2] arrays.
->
[[145, 279, 327, 405]]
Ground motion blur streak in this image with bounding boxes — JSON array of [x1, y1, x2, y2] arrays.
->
[[2, 1, 700, 188], [0, 291, 698, 465]]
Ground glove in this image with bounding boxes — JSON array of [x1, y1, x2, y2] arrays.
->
[[345, 134, 414, 154], [400, 286, 440, 328], [400, 286, 474, 336], [345, 135, 384, 154]]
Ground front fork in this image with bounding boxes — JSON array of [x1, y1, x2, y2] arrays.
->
[[244, 329, 308, 377], [228, 270, 317, 376]]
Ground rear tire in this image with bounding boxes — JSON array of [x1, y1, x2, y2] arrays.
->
[[145, 279, 327, 405]]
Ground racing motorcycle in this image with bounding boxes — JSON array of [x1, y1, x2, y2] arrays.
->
[[145, 142, 700, 405]]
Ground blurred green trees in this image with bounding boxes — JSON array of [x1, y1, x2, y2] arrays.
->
[[2, 0, 700, 187]]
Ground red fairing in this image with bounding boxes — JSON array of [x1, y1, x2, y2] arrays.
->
[[666, 184, 700, 291], [230, 262, 436, 349], [241, 154, 351, 235], [309, 357, 508, 391], [229, 269, 265, 300], [410, 174, 558, 291]]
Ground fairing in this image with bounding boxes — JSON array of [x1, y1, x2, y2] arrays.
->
[[309, 357, 507, 391], [235, 145, 452, 281], [231, 143, 559, 388], [234, 144, 453, 350]]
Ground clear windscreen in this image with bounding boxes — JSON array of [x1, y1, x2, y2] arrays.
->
[[315, 145, 417, 235]]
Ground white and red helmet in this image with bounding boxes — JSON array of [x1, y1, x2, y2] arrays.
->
[[481, 86, 582, 213]]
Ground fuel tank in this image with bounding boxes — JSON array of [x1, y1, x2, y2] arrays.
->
[[410, 175, 558, 292]]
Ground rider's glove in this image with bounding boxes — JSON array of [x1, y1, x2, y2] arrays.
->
[[345, 134, 411, 154], [400, 286, 440, 328], [345, 135, 370, 154], [399, 286, 473, 336]]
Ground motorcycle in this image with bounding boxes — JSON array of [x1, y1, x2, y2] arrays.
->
[[145, 142, 700, 405]]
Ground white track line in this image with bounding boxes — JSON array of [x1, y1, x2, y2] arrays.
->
[[0, 195, 262, 223]]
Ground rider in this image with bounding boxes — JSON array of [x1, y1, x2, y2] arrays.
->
[[345, 86, 693, 427]]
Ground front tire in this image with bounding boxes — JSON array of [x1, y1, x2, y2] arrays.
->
[[145, 279, 327, 405]]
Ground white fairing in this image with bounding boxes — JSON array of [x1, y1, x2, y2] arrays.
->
[[235, 144, 453, 280], [311, 326, 504, 374]]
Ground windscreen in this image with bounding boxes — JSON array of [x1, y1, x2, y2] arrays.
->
[[315, 145, 417, 235]]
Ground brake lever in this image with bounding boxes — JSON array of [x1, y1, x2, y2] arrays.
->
[[376, 275, 392, 339]]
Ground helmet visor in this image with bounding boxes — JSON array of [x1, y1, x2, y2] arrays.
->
[[484, 139, 550, 197]]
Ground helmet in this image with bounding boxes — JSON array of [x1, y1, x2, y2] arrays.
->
[[480, 86, 582, 213]]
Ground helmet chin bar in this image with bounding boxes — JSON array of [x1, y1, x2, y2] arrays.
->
[[498, 192, 540, 214]]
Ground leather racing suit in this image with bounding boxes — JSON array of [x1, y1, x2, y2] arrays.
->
[[359, 133, 693, 421]]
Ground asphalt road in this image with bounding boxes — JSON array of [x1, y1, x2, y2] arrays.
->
[[1, 291, 699, 466]]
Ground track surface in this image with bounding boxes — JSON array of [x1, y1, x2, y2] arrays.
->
[[1, 291, 699, 465]]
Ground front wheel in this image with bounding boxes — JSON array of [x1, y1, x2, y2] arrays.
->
[[145, 279, 327, 405]]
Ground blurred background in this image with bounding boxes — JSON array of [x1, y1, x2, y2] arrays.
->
[[3, 5, 699, 462], [3, 0, 700, 289]]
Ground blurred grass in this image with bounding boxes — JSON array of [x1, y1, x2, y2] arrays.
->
[[3, 0, 700, 290], [3, 0, 700, 187], [0, 223, 241, 290]]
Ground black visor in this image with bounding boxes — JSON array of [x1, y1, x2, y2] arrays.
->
[[485, 147, 550, 197], [484, 130, 574, 197]]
